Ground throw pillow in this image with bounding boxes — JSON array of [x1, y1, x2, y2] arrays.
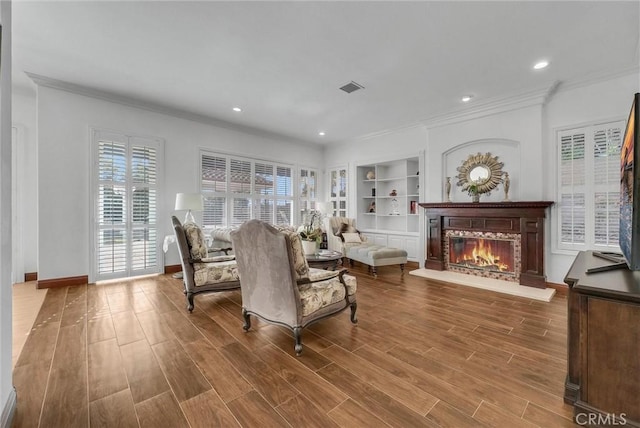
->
[[341, 232, 362, 243], [183, 222, 208, 260]]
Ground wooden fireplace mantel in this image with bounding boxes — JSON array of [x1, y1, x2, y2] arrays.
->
[[419, 201, 554, 288]]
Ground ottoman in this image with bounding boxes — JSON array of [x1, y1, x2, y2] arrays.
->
[[347, 244, 408, 277]]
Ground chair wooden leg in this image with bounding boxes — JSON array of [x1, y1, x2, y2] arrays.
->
[[186, 292, 195, 313], [400, 264, 405, 275], [242, 308, 251, 331], [371, 266, 377, 277], [350, 302, 358, 324], [293, 327, 303, 356]]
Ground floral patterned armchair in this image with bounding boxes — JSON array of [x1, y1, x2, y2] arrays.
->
[[231, 219, 358, 355], [172, 216, 240, 312]]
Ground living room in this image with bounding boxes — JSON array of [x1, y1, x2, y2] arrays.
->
[[2, 1, 640, 427]]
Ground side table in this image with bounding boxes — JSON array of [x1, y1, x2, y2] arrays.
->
[[305, 250, 343, 270]]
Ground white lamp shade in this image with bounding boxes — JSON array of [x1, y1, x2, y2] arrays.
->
[[175, 193, 203, 211]]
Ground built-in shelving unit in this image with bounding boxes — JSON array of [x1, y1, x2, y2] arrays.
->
[[356, 156, 421, 261]]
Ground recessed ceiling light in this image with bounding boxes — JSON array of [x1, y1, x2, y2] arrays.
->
[[232, 107, 242, 112], [318, 132, 326, 136], [461, 95, 473, 103], [533, 60, 549, 70]]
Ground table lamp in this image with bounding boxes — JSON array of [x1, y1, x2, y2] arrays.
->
[[175, 193, 203, 224]]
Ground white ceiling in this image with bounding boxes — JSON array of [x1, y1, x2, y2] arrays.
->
[[12, 1, 640, 145]]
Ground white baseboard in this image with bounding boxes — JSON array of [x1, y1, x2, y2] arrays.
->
[[1, 387, 16, 428]]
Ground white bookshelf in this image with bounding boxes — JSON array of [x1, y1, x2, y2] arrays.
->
[[356, 156, 421, 260]]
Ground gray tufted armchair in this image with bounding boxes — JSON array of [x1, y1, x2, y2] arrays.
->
[[172, 216, 240, 312], [231, 219, 358, 355]]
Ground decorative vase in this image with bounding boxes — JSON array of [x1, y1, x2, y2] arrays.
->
[[445, 177, 451, 202], [503, 172, 511, 202], [301, 240, 317, 255], [471, 193, 480, 203]]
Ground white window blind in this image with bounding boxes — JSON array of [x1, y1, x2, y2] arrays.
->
[[558, 120, 624, 251], [93, 131, 163, 281], [200, 150, 294, 227]]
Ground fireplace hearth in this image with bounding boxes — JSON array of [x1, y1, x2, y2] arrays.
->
[[420, 201, 553, 288]]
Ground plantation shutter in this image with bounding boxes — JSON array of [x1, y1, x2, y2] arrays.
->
[[558, 120, 624, 250], [94, 130, 163, 281], [201, 155, 227, 226], [199, 150, 295, 227], [276, 166, 293, 225], [230, 158, 251, 225], [130, 142, 158, 270], [254, 162, 274, 223], [97, 138, 128, 274], [593, 125, 622, 245]]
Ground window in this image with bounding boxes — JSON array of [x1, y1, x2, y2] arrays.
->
[[299, 167, 318, 223], [558, 120, 624, 251], [92, 130, 163, 281], [200, 151, 293, 227], [328, 166, 348, 217]]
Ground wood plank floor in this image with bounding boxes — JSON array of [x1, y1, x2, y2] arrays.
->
[[12, 282, 47, 367], [11, 263, 576, 427]]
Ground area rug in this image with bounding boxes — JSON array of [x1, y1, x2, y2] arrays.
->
[[409, 269, 556, 302]]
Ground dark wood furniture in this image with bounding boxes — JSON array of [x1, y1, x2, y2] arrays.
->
[[306, 250, 343, 270], [419, 201, 553, 288], [564, 251, 640, 426]]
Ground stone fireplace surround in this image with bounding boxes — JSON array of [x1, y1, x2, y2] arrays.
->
[[419, 201, 553, 288], [445, 230, 521, 282]]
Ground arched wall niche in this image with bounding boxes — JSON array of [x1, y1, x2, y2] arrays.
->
[[441, 139, 521, 202]]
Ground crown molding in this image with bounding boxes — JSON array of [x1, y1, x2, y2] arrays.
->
[[327, 83, 557, 146], [25, 72, 319, 148], [554, 66, 640, 94], [423, 82, 559, 130]]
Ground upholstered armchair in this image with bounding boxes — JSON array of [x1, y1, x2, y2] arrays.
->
[[323, 216, 367, 256], [172, 216, 240, 312], [231, 219, 357, 355]]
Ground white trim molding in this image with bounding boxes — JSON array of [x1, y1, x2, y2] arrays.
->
[[1, 387, 16, 428], [25, 72, 317, 147]]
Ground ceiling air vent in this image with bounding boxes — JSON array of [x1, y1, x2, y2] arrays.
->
[[339, 81, 364, 94]]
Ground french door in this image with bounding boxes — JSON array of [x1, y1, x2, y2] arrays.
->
[[91, 129, 164, 282]]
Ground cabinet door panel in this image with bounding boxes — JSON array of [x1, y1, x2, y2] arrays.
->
[[374, 235, 388, 246], [405, 237, 418, 259], [388, 236, 403, 249]]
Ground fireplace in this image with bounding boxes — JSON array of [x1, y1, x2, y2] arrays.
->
[[445, 230, 521, 282], [419, 201, 553, 288]]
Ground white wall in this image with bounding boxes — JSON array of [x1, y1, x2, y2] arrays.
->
[[1, 1, 14, 425], [543, 72, 640, 283], [12, 89, 37, 276], [325, 125, 429, 209], [324, 71, 640, 285], [34, 85, 324, 282], [426, 104, 543, 203]]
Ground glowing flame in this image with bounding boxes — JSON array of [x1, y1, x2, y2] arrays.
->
[[454, 238, 510, 272]]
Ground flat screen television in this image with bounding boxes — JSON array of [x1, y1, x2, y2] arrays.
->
[[619, 92, 640, 270]]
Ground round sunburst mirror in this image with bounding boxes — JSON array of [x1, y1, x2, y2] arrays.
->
[[456, 152, 504, 194]]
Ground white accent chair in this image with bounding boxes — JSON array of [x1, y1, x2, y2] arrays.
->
[[323, 216, 367, 256]]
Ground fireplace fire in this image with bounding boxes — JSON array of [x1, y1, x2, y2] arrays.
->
[[449, 237, 515, 273], [446, 231, 519, 281]]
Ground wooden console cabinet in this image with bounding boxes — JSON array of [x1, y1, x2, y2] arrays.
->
[[564, 251, 640, 426]]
